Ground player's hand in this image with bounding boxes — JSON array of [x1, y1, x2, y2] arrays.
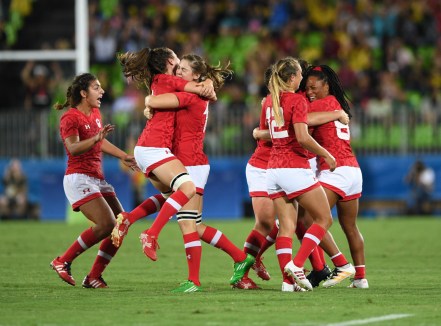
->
[[338, 111, 349, 125], [196, 79, 217, 101], [121, 154, 140, 172], [144, 106, 153, 119], [324, 153, 337, 172], [252, 127, 260, 140], [94, 124, 114, 143]]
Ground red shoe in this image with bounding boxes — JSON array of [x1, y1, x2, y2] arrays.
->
[[140, 230, 159, 261], [252, 257, 271, 281], [82, 275, 108, 288], [232, 276, 261, 290], [111, 212, 131, 247], [50, 257, 75, 286]]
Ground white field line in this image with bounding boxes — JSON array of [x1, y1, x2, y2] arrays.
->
[[324, 314, 414, 326], [288, 314, 414, 326]]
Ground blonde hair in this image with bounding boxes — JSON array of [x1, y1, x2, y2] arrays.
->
[[268, 57, 301, 126]]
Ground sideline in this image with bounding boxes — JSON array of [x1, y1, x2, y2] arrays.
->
[[325, 314, 413, 326], [289, 314, 414, 326]]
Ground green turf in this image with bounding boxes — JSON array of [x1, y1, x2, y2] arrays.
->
[[1, 218, 440, 326]]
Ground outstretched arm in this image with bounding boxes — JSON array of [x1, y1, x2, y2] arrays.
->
[[307, 110, 349, 126], [294, 123, 336, 171], [184, 79, 217, 101], [145, 94, 180, 110], [101, 139, 139, 171]]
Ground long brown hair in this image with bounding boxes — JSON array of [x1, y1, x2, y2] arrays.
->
[[117, 47, 174, 94], [53, 73, 97, 110], [181, 54, 233, 92]]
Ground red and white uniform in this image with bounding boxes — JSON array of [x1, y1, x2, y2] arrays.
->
[[59, 108, 115, 211], [246, 95, 272, 197], [266, 92, 320, 200], [309, 95, 362, 201], [172, 92, 210, 195], [134, 74, 188, 176]]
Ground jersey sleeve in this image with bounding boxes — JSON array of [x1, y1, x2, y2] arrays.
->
[[170, 75, 189, 91], [291, 95, 308, 124], [60, 114, 79, 139], [174, 92, 200, 108]]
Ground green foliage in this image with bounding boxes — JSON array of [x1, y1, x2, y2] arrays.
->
[[1, 218, 440, 325]]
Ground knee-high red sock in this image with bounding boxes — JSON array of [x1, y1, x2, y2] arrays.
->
[[275, 236, 293, 283], [147, 190, 190, 238], [183, 232, 202, 286], [243, 229, 265, 278], [128, 194, 166, 224], [88, 237, 119, 278], [201, 226, 246, 263], [293, 224, 326, 268], [317, 245, 326, 264], [309, 247, 325, 271], [243, 230, 266, 257], [256, 221, 279, 259], [295, 221, 325, 270], [59, 227, 99, 262]]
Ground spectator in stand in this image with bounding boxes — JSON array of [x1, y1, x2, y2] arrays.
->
[[20, 61, 62, 111], [0, 159, 36, 220], [405, 160, 435, 215]]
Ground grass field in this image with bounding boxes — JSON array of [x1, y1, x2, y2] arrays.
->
[[1, 217, 440, 326]]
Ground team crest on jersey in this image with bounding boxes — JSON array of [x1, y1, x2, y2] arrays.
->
[[96, 119, 101, 128]]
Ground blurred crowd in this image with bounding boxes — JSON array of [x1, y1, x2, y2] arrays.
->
[[9, 0, 441, 155]]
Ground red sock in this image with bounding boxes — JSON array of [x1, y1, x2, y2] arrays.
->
[[147, 190, 190, 237], [330, 252, 349, 267], [275, 236, 292, 283], [88, 237, 119, 278], [243, 230, 266, 256], [183, 232, 202, 286], [256, 221, 279, 259], [354, 265, 366, 279], [309, 247, 325, 271], [201, 226, 246, 263], [59, 227, 99, 262], [128, 194, 166, 224], [317, 245, 326, 264], [243, 229, 265, 278], [293, 224, 326, 268]]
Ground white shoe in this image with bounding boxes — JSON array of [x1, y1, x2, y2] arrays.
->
[[284, 261, 312, 291], [348, 278, 369, 289], [322, 263, 355, 288], [281, 281, 306, 292]]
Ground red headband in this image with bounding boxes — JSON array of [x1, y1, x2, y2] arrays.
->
[[313, 66, 322, 71]]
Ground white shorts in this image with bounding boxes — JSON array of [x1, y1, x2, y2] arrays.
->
[[318, 166, 363, 201], [63, 173, 115, 211], [185, 165, 210, 195], [134, 146, 176, 176], [308, 157, 319, 177], [245, 163, 269, 197], [267, 168, 320, 200]]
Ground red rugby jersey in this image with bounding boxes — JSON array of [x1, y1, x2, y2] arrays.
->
[[137, 74, 188, 148], [309, 95, 359, 170], [60, 107, 104, 179], [248, 95, 272, 169], [267, 92, 310, 169], [172, 92, 209, 166]]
